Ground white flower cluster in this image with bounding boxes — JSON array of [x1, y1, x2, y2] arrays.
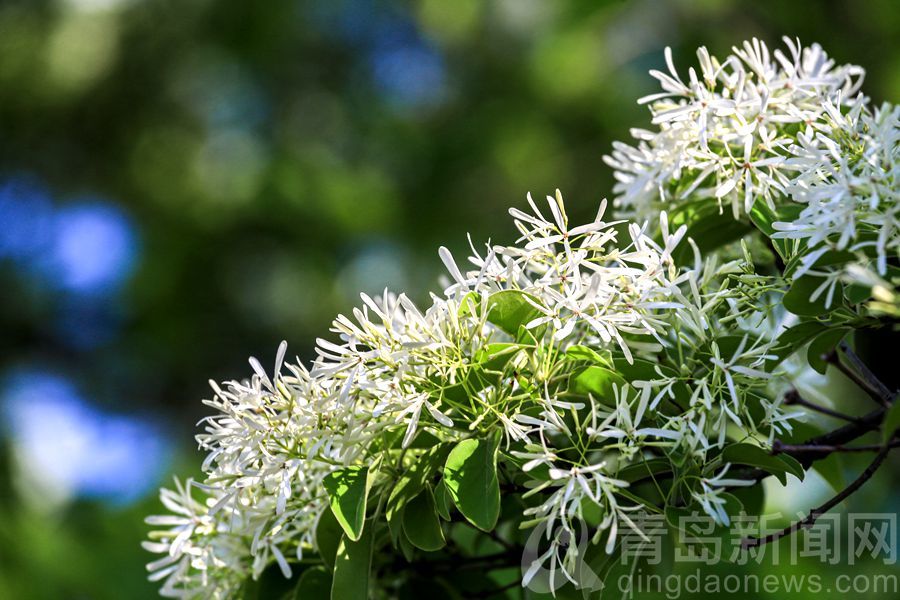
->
[[773, 100, 900, 277], [145, 191, 791, 596], [606, 38, 899, 283], [146, 38, 897, 598], [605, 37, 866, 220]]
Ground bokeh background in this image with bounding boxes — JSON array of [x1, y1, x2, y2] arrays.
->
[[0, 0, 898, 598]]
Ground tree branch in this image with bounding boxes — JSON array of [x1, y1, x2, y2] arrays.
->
[[783, 389, 863, 424], [616, 351, 897, 544], [825, 343, 893, 407], [839, 341, 894, 402], [729, 404, 888, 483], [741, 444, 893, 549], [772, 440, 900, 455]]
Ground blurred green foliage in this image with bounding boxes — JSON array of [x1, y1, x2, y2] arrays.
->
[[0, 0, 898, 598]]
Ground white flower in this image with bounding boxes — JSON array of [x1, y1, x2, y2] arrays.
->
[[692, 464, 756, 526]]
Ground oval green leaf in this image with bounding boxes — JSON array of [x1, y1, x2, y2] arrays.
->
[[485, 290, 541, 335], [402, 487, 446, 551], [322, 466, 372, 542], [443, 436, 500, 531], [293, 567, 331, 599], [721, 443, 801, 485], [314, 506, 343, 570], [331, 530, 373, 600]]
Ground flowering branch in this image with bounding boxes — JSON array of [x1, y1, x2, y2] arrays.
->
[[143, 37, 899, 598]]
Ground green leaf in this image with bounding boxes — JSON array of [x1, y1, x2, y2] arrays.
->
[[474, 342, 521, 371], [613, 356, 676, 382], [385, 444, 452, 545], [730, 482, 765, 517], [669, 201, 753, 264], [457, 291, 480, 318], [565, 345, 613, 366], [749, 201, 802, 259], [784, 249, 856, 279], [664, 504, 690, 529], [581, 545, 632, 598], [783, 276, 840, 317], [241, 561, 299, 600], [293, 567, 331, 599], [402, 487, 446, 551], [807, 328, 848, 374], [845, 282, 873, 304], [721, 443, 798, 485], [485, 290, 541, 336], [568, 365, 625, 400], [775, 453, 805, 481], [882, 400, 900, 444], [616, 459, 672, 483], [433, 479, 451, 521], [314, 506, 343, 570], [767, 321, 827, 369], [443, 435, 501, 531], [397, 529, 416, 562], [385, 428, 441, 450], [615, 487, 666, 513], [580, 495, 605, 526], [668, 493, 744, 563], [331, 530, 373, 600], [322, 466, 373, 542], [748, 200, 778, 237]]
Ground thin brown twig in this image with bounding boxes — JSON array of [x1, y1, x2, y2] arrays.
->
[[727, 404, 888, 484], [783, 389, 863, 424], [825, 345, 891, 407], [458, 516, 517, 552], [839, 341, 895, 402], [632, 404, 888, 489], [772, 439, 900, 455], [636, 351, 898, 552], [741, 444, 893, 549], [559, 348, 898, 554]]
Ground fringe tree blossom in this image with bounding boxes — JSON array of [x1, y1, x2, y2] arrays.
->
[[691, 465, 756, 527], [605, 37, 866, 219], [145, 191, 786, 596], [146, 39, 898, 598], [605, 37, 898, 304], [773, 101, 900, 277]]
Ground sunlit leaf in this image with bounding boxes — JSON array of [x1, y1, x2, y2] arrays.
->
[[443, 435, 501, 531], [322, 466, 373, 541]]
